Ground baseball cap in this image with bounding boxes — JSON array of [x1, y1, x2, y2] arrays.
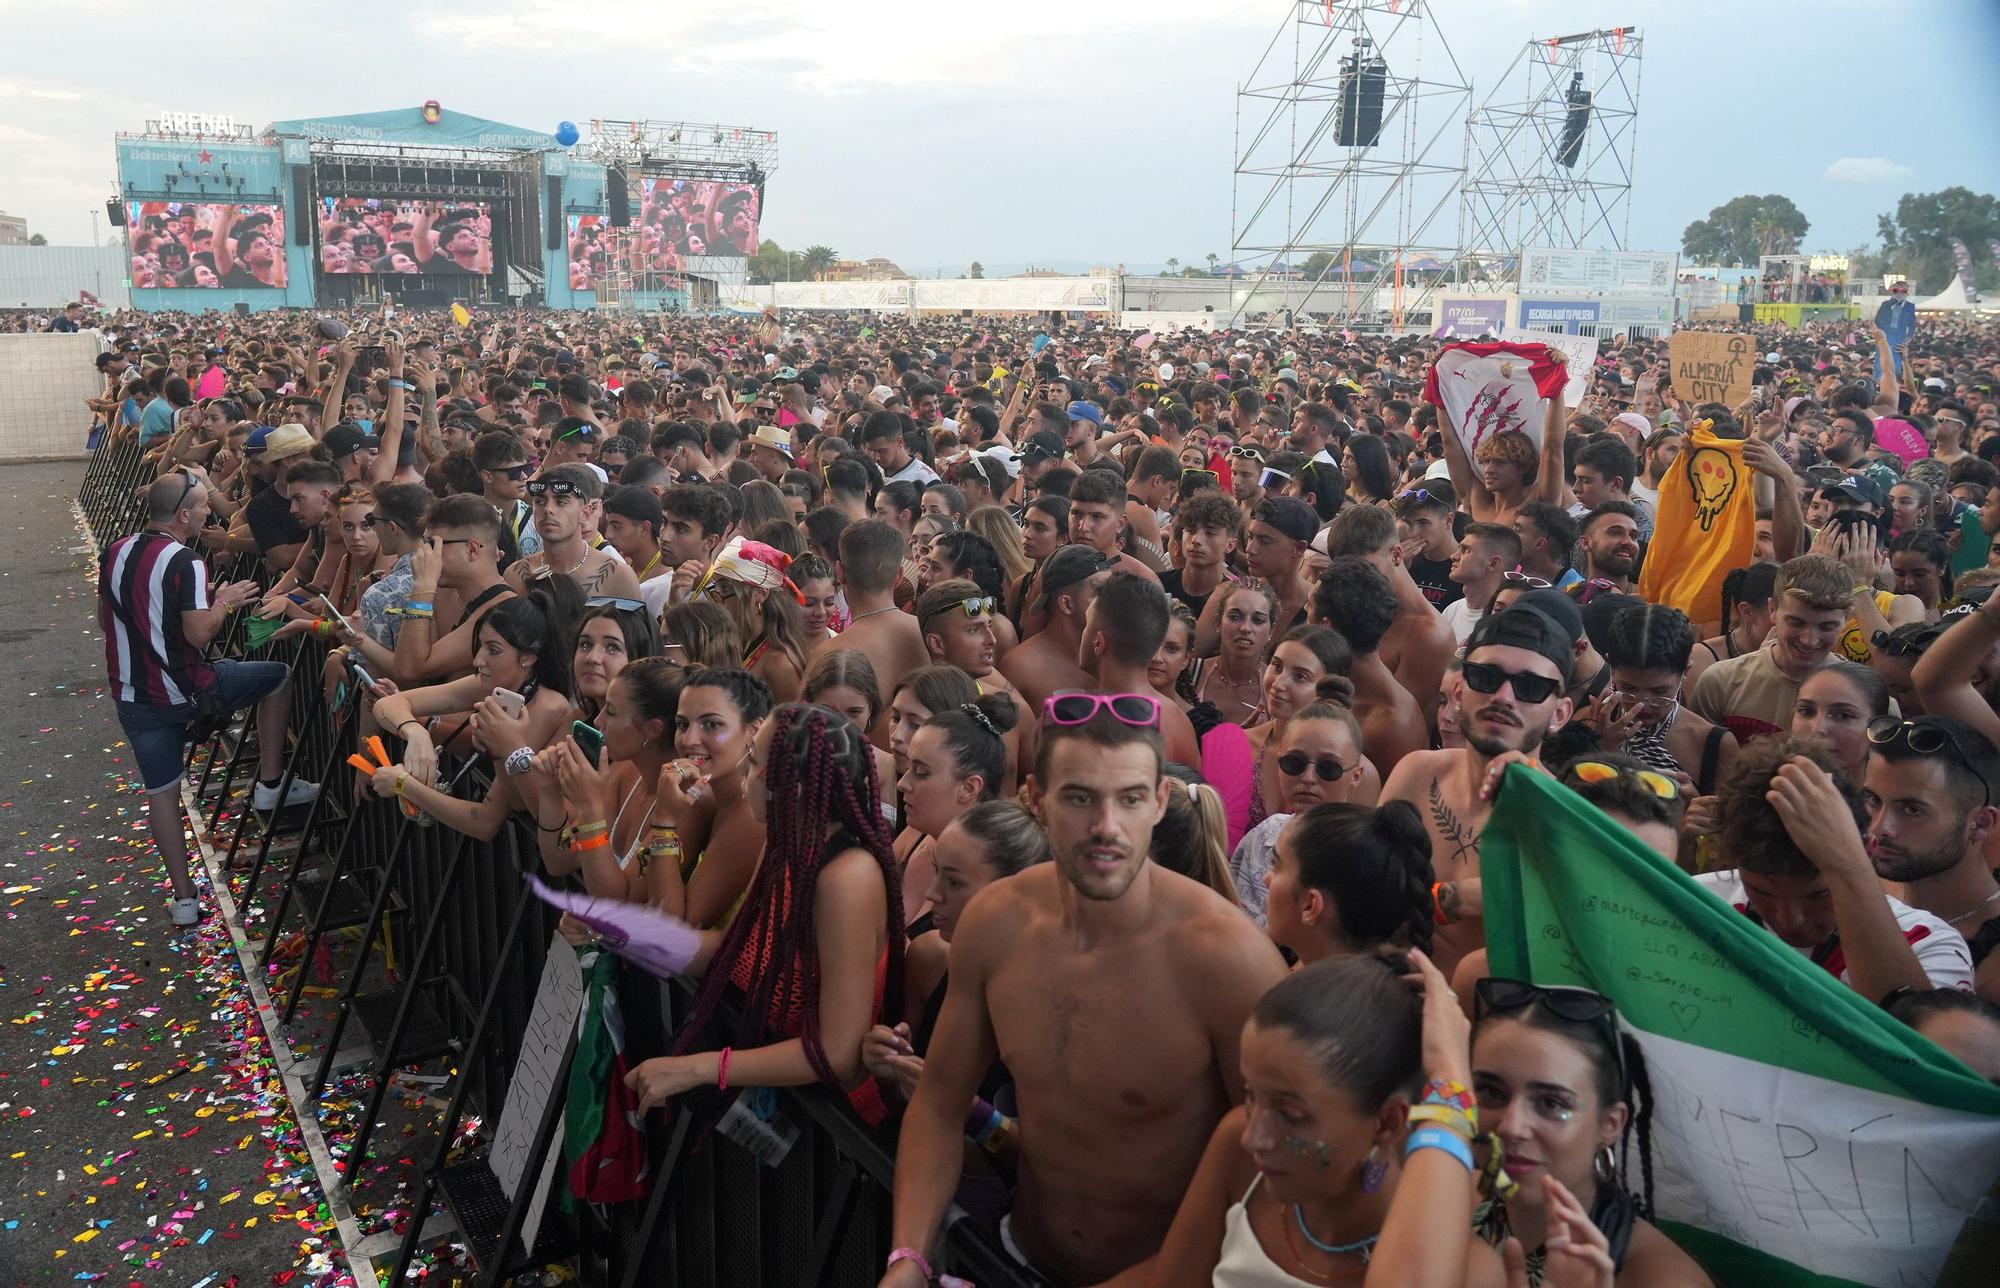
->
[[1512, 589, 1585, 648], [1465, 606, 1575, 682], [1578, 591, 1646, 655], [1251, 496, 1319, 545], [1067, 401, 1105, 427], [1831, 474, 1887, 508], [324, 422, 376, 461], [1873, 620, 1948, 655], [258, 423, 316, 462], [1038, 545, 1117, 607], [1015, 429, 1067, 466], [975, 443, 1022, 479]]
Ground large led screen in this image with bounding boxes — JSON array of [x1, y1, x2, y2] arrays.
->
[[126, 202, 289, 289], [638, 179, 760, 258], [319, 198, 494, 275], [566, 215, 686, 289]]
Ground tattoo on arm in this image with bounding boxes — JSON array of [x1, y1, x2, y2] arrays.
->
[[1435, 880, 1462, 924]]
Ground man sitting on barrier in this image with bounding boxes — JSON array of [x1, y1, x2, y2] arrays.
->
[[884, 692, 1287, 1286], [102, 472, 319, 926]]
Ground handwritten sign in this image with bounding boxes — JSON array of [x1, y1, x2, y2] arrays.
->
[[488, 932, 585, 1253], [1502, 327, 1597, 407], [1668, 331, 1755, 408]]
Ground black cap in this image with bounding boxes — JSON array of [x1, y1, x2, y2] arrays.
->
[[323, 422, 376, 461], [1015, 428, 1066, 466], [1252, 496, 1319, 545], [1466, 607, 1575, 683], [1038, 544, 1117, 607], [1578, 591, 1646, 655], [1513, 588, 1585, 647]]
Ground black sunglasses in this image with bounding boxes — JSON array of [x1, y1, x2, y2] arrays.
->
[[525, 478, 582, 497], [586, 596, 647, 613], [1461, 660, 1563, 705], [1867, 717, 1993, 808], [1474, 977, 1626, 1092], [1277, 751, 1353, 781]]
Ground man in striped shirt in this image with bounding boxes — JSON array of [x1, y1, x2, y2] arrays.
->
[[101, 471, 318, 927]]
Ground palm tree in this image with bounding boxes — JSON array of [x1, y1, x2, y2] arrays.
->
[[800, 245, 838, 281], [1206, 252, 1220, 275], [1164, 257, 1181, 275]]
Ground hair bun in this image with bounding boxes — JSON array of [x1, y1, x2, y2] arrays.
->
[[1313, 674, 1356, 708], [1373, 799, 1432, 859]]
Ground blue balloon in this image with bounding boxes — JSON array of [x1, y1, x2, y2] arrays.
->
[[555, 121, 579, 147]]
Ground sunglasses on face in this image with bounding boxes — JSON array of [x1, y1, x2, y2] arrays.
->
[[1461, 660, 1563, 705], [1867, 716, 1993, 807], [1569, 759, 1678, 800], [1277, 750, 1353, 780], [1259, 468, 1292, 488], [1044, 691, 1163, 728], [490, 463, 531, 481], [525, 478, 582, 498]]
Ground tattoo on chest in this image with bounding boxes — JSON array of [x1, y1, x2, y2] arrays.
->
[[1429, 778, 1481, 870]]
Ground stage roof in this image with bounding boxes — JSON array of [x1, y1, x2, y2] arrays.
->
[[264, 106, 556, 152]]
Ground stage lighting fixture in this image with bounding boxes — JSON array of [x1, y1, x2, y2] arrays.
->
[[423, 100, 443, 125]]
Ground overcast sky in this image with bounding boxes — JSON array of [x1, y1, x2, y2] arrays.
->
[[3, 0, 1995, 273]]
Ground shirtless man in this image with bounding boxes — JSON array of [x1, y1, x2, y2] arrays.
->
[[1194, 496, 1318, 657], [1323, 505, 1456, 704], [914, 578, 1029, 792], [1312, 556, 1431, 774], [390, 494, 516, 684], [821, 520, 929, 717], [1000, 545, 1114, 712], [882, 694, 1286, 1287], [1379, 607, 1575, 979], [505, 464, 643, 600], [1082, 572, 1202, 767], [1067, 469, 1162, 584], [1437, 394, 1566, 528]]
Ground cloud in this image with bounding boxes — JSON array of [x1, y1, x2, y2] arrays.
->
[[1824, 156, 1913, 184]]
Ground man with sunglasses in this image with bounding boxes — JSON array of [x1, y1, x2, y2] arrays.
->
[[392, 494, 517, 684], [1861, 715, 2000, 1001], [886, 692, 1286, 1287], [913, 579, 1028, 788], [1704, 735, 1971, 999], [507, 464, 642, 600], [472, 430, 542, 559], [1381, 607, 1575, 977]]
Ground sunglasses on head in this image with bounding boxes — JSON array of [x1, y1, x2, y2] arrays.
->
[[1182, 468, 1219, 487], [1044, 692, 1162, 728], [1461, 660, 1563, 705], [1474, 978, 1626, 1092], [1259, 467, 1292, 488], [1227, 445, 1264, 461], [525, 478, 582, 497], [1569, 759, 1678, 800], [586, 596, 647, 613], [1502, 569, 1552, 589], [1277, 750, 1353, 781], [933, 595, 996, 622], [1867, 717, 1993, 807]]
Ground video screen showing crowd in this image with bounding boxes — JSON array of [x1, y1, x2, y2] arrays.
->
[[73, 295, 2000, 1287], [318, 198, 494, 276], [125, 202, 289, 289]]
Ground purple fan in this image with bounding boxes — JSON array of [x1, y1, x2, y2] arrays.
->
[[524, 875, 701, 978]]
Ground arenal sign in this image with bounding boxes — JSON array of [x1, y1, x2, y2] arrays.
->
[[149, 113, 246, 137]]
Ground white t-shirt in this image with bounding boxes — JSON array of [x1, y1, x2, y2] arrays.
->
[[1696, 870, 1974, 991], [1441, 596, 1487, 644], [888, 456, 940, 486]]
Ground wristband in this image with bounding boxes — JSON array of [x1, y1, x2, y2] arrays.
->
[[1431, 881, 1454, 926], [398, 719, 427, 736], [886, 1249, 933, 1283], [965, 1099, 1002, 1144], [503, 746, 536, 776], [569, 832, 611, 854], [1405, 1126, 1475, 1172], [387, 379, 414, 391], [401, 600, 434, 612], [1421, 1078, 1476, 1113], [717, 1046, 732, 1092], [393, 771, 408, 797], [570, 819, 608, 837], [1406, 1104, 1477, 1138]]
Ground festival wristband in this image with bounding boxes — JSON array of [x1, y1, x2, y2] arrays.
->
[[1404, 1126, 1475, 1171], [1431, 882, 1455, 926], [568, 833, 611, 854], [885, 1249, 933, 1283], [1421, 1078, 1476, 1112], [717, 1046, 732, 1092], [1406, 1104, 1477, 1138], [386, 379, 414, 391]]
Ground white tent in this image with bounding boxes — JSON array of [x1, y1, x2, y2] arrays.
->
[[1915, 274, 1984, 312]]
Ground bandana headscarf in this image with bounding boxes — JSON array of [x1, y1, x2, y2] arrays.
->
[[701, 536, 805, 604]]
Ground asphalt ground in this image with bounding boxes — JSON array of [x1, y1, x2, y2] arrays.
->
[[0, 461, 356, 1288]]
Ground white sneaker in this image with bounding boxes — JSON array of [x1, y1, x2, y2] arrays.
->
[[168, 897, 202, 927], [252, 778, 322, 811]]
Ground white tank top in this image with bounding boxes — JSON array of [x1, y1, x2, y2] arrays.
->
[[1213, 1175, 1315, 1288]]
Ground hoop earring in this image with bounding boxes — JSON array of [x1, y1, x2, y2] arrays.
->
[[1594, 1143, 1618, 1188]]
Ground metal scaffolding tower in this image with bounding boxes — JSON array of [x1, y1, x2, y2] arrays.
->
[[1457, 27, 1644, 284], [1229, 0, 1471, 327]]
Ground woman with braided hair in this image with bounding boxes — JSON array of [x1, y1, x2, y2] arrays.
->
[[625, 702, 904, 1125]]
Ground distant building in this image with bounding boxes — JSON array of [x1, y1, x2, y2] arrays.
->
[[824, 257, 908, 281], [0, 212, 28, 246]]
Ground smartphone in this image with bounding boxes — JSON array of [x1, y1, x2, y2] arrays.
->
[[572, 720, 605, 768], [349, 660, 377, 691], [319, 594, 358, 636], [491, 687, 527, 720]]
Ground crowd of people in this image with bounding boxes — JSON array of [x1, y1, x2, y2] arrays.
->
[[79, 299, 2000, 1287]]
